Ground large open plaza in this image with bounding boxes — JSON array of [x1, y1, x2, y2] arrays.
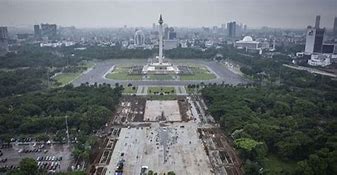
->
[[91, 96, 242, 175]]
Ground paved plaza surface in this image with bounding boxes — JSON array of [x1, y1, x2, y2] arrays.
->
[[106, 123, 213, 175], [144, 100, 181, 121], [94, 96, 243, 175], [72, 59, 247, 87]]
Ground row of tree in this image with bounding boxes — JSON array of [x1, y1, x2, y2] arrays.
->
[[202, 47, 337, 174], [0, 84, 122, 141]]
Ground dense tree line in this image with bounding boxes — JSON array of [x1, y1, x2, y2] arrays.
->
[[0, 45, 81, 68], [70, 46, 155, 60], [165, 47, 217, 59], [202, 58, 337, 174], [0, 84, 122, 141], [0, 68, 48, 98], [202, 84, 337, 175]]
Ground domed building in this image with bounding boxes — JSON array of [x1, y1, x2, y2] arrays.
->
[[235, 36, 260, 50], [134, 30, 145, 47]]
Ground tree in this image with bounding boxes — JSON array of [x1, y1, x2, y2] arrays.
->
[[19, 158, 38, 175], [167, 171, 176, 175]]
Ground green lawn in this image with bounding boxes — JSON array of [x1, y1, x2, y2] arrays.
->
[[148, 74, 174, 80], [54, 73, 81, 86], [53, 62, 95, 86], [186, 86, 202, 94], [106, 66, 142, 80], [123, 86, 137, 94], [180, 66, 216, 80], [262, 154, 297, 174], [148, 87, 176, 95]]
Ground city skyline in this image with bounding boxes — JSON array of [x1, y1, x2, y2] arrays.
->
[[0, 0, 336, 29]]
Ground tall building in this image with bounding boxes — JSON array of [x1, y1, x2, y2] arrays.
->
[[40, 23, 57, 38], [333, 17, 337, 36], [305, 16, 325, 54], [167, 27, 176, 40], [305, 27, 325, 54], [134, 30, 145, 46], [34, 24, 41, 37], [0, 27, 9, 55], [227, 22, 236, 38], [315, 15, 321, 28]]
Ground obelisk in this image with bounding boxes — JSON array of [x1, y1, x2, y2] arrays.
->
[[158, 14, 163, 64]]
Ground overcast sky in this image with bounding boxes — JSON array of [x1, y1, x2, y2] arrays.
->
[[0, 0, 336, 29]]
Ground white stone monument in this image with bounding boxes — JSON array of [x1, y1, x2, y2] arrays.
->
[[142, 15, 180, 74]]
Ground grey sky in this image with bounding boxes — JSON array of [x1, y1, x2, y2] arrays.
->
[[0, 0, 336, 29]]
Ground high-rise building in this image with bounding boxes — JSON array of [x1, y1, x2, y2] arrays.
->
[[34, 24, 41, 37], [152, 23, 156, 31], [134, 30, 145, 46], [40, 23, 57, 38], [0, 26, 9, 55], [315, 15, 321, 28], [227, 22, 236, 38], [167, 27, 176, 40], [305, 16, 325, 54], [168, 32, 177, 40], [305, 27, 325, 54], [333, 17, 337, 36]]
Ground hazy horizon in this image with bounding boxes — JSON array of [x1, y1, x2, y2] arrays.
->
[[1, 0, 336, 29]]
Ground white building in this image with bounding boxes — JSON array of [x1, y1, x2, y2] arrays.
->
[[308, 54, 331, 67], [205, 40, 214, 48], [235, 36, 260, 50]]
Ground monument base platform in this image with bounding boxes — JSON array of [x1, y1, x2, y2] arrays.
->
[[142, 62, 180, 74]]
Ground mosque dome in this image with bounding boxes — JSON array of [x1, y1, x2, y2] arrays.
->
[[242, 36, 253, 42]]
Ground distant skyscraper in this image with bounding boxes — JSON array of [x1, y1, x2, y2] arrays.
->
[[40, 23, 57, 38], [227, 22, 236, 38], [315, 15, 321, 28], [0, 26, 9, 55], [152, 23, 156, 31], [333, 17, 337, 36], [134, 30, 145, 46], [168, 32, 177, 40], [167, 27, 176, 40], [305, 27, 325, 54], [34, 25, 41, 37], [305, 16, 325, 54], [221, 23, 226, 32]]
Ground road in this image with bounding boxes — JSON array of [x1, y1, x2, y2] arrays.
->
[[72, 59, 247, 86]]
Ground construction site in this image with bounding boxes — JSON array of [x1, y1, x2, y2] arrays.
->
[[89, 95, 243, 175]]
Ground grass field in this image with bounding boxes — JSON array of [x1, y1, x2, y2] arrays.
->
[[54, 73, 81, 86], [147, 87, 176, 95], [106, 66, 142, 80], [147, 74, 174, 80], [180, 66, 216, 80], [53, 62, 94, 86], [186, 86, 202, 94], [262, 154, 297, 174], [123, 86, 137, 94]]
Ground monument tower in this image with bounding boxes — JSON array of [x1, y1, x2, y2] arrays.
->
[[142, 15, 180, 74], [158, 14, 164, 64]]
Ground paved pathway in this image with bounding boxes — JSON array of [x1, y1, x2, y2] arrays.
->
[[72, 59, 248, 87]]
